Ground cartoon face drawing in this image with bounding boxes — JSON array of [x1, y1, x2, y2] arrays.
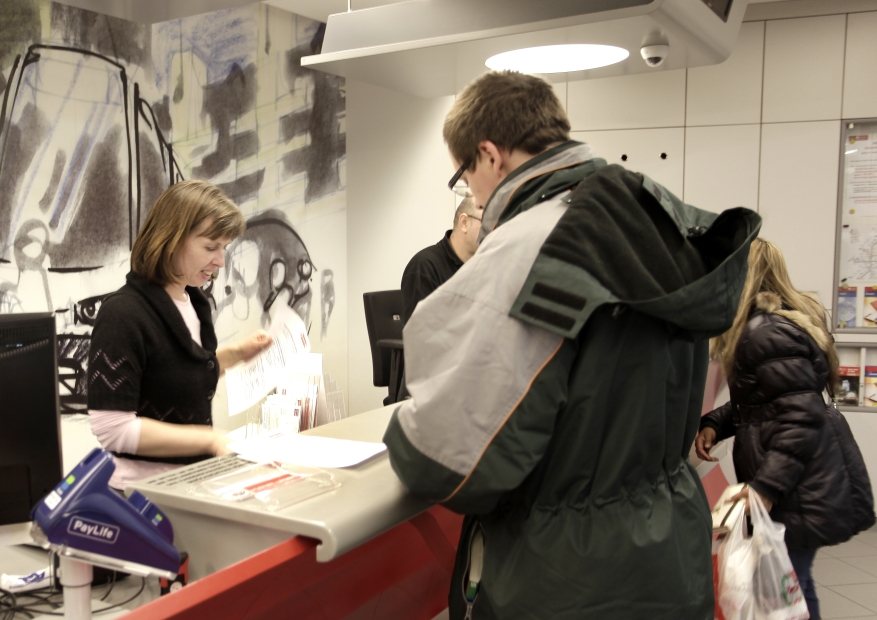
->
[[210, 210, 319, 334]]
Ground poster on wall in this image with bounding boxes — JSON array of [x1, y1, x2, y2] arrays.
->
[[835, 119, 877, 332], [0, 1, 347, 415]]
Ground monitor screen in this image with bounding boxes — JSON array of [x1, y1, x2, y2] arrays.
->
[[0, 313, 63, 527], [700, 0, 733, 22]]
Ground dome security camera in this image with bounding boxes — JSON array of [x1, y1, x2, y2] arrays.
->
[[640, 44, 669, 67]]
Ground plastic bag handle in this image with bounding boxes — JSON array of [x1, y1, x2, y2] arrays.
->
[[748, 488, 772, 529]]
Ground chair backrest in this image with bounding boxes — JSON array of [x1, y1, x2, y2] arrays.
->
[[363, 290, 404, 387]]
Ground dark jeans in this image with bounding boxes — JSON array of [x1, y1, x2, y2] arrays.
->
[[788, 548, 819, 620]]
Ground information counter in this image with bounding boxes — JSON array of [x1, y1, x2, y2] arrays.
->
[[125, 404, 463, 619]]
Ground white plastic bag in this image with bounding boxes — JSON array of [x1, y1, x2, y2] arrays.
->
[[749, 494, 809, 620], [717, 500, 757, 620], [717, 492, 810, 620]]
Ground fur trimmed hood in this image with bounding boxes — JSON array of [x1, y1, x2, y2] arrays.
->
[[754, 291, 834, 358]]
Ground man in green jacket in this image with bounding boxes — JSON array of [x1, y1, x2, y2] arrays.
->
[[383, 70, 761, 620]]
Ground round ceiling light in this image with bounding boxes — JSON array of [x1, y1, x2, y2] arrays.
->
[[485, 44, 629, 74]]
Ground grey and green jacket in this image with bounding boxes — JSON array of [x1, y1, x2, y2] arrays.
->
[[384, 141, 761, 620]]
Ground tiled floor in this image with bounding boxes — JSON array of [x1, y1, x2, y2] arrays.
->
[[813, 526, 877, 619]]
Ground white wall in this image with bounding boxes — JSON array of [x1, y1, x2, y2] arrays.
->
[[346, 80, 455, 415]]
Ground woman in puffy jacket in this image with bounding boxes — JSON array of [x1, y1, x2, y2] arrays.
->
[[695, 238, 875, 620]]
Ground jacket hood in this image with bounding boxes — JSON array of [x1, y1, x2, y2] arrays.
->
[[507, 148, 761, 340], [625, 203, 762, 337]]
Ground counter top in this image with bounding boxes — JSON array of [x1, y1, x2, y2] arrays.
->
[[128, 404, 432, 563]]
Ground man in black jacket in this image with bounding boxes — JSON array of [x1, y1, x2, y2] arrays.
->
[[401, 196, 481, 324]]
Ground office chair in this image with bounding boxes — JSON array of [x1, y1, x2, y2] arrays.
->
[[363, 290, 405, 406]]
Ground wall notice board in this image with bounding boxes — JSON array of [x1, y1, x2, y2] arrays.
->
[[835, 119, 877, 332]]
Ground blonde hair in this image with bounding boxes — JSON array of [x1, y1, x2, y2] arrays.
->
[[711, 238, 839, 391], [443, 71, 570, 169], [131, 180, 245, 285]]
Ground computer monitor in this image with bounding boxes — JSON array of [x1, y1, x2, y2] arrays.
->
[[0, 313, 63, 529]]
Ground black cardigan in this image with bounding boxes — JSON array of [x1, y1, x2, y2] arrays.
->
[[87, 271, 220, 465], [701, 310, 875, 549]]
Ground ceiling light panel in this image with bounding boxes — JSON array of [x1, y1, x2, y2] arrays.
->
[[486, 44, 630, 74]]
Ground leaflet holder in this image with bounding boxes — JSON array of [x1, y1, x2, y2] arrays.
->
[[30, 448, 180, 620]]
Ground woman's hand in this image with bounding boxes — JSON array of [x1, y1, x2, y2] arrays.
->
[[694, 427, 719, 462], [236, 330, 273, 363], [729, 485, 773, 513], [217, 330, 273, 374]]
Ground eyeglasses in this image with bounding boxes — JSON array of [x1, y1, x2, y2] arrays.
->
[[448, 158, 472, 196], [466, 214, 482, 222]]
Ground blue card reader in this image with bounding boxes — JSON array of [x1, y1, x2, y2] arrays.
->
[[31, 448, 180, 579]]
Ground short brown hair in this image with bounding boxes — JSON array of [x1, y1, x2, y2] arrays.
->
[[131, 180, 245, 285], [443, 71, 571, 168]]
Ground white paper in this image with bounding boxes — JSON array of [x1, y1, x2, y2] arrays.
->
[[839, 224, 877, 281], [225, 305, 311, 415], [845, 134, 877, 217], [228, 432, 387, 469]]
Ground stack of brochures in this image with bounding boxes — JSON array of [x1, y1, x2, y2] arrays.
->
[[261, 393, 302, 434], [275, 375, 320, 431], [839, 366, 861, 405], [712, 482, 746, 535]]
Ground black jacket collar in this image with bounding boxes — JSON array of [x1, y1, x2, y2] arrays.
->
[[125, 271, 217, 356]]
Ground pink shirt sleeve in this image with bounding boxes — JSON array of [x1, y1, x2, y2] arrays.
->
[[89, 409, 142, 454]]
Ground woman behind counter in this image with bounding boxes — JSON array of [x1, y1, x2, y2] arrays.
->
[[88, 180, 272, 491]]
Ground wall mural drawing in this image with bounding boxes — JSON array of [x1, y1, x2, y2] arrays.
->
[[207, 209, 319, 331], [0, 1, 347, 415]]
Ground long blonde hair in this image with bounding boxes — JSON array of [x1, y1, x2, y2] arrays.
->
[[711, 238, 839, 391]]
